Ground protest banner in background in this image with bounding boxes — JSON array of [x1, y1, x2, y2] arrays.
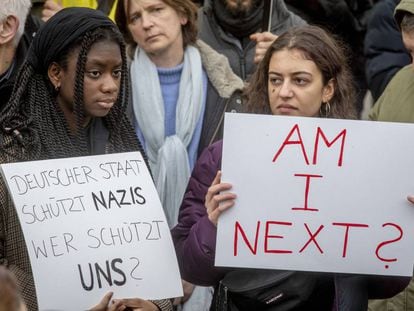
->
[[216, 113, 414, 277], [1, 152, 182, 310]]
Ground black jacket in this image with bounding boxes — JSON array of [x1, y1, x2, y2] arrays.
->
[[364, 0, 410, 100]]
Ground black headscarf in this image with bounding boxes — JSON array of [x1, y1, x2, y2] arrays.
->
[[27, 7, 115, 73], [0, 6, 144, 164]]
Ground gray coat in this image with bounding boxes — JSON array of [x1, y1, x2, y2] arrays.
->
[[198, 0, 306, 80]]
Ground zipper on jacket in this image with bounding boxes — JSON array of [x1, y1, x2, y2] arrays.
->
[[208, 112, 225, 147], [240, 39, 255, 81], [240, 55, 246, 80], [208, 93, 243, 146], [224, 285, 228, 310], [208, 96, 231, 146], [215, 281, 229, 310]]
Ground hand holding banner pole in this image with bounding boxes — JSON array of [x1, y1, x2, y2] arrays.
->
[[262, 0, 274, 32]]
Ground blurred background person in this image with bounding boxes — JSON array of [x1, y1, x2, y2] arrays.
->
[[368, 2, 414, 308], [41, 0, 118, 21], [0, 0, 39, 109], [364, 0, 410, 102], [197, 0, 306, 81], [369, 0, 414, 122]]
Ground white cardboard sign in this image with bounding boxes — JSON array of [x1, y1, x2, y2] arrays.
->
[[216, 113, 414, 277], [1, 152, 182, 310]]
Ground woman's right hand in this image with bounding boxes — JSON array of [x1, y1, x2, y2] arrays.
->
[[113, 298, 159, 311], [205, 171, 236, 226]]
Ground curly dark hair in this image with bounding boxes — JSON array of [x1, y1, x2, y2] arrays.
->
[[245, 25, 357, 119]]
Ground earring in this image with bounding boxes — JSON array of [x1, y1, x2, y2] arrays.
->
[[55, 85, 60, 92], [320, 102, 331, 117]]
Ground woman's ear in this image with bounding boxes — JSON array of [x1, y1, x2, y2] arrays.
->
[[47, 62, 62, 91], [322, 78, 335, 103], [179, 13, 188, 26]]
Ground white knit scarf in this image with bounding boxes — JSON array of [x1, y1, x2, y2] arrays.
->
[[130, 46, 203, 228]]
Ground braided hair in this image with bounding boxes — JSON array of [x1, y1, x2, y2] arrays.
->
[[0, 7, 147, 164]]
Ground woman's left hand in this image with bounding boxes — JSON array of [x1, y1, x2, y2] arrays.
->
[[205, 171, 237, 226], [89, 292, 125, 311]]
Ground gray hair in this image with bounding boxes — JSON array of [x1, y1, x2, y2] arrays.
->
[[0, 0, 32, 47]]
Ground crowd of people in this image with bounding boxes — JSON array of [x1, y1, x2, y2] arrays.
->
[[1, 0, 414, 310]]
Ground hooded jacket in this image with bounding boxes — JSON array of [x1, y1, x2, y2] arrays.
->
[[394, 0, 414, 26], [367, 1, 414, 310], [369, 0, 414, 122], [364, 0, 410, 101], [198, 0, 305, 80]]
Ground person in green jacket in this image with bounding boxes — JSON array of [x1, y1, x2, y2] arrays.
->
[[369, 0, 414, 123], [368, 1, 414, 310]]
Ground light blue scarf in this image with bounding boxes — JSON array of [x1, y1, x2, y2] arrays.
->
[[130, 46, 204, 228]]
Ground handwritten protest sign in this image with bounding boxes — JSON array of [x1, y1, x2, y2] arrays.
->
[[1, 152, 182, 310], [216, 113, 414, 277]]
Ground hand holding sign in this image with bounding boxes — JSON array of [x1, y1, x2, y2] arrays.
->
[[407, 195, 414, 204], [205, 171, 236, 226], [89, 292, 122, 311], [112, 297, 159, 311]]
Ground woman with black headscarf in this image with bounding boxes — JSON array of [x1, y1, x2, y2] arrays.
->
[[0, 7, 171, 311]]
